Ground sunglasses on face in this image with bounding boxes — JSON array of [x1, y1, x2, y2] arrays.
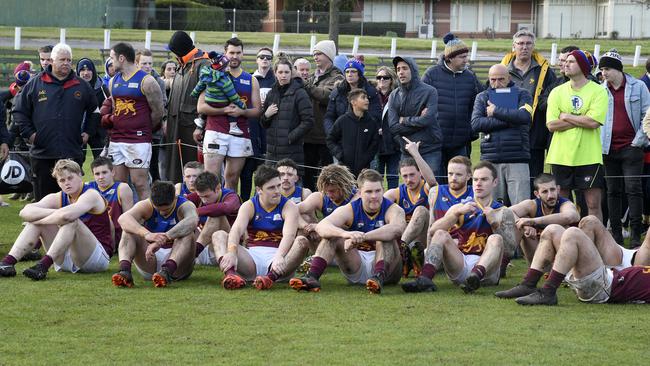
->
[[376, 75, 390, 80], [257, 55, 272, 60]]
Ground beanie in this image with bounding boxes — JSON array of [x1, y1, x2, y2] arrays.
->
[[313, 40, 336, 62], [168, 30, 195, 58], [344, 59, 364, 77], [14, 62, 31, 87], [443, 33, 469, 60], [599, 49, 623, 72], [569, 50, 595, 77], [208, 51, 229, 71]]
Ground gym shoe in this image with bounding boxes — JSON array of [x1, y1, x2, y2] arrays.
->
[[152, 268, 173, 288], [112, 270, 134, 288], [461, 272, 482, 293], [228, 123, 244, 136], [409, 241, 425, 277], [494, 283, 537, 299], [23, 263, 48, 281], [289, 275, 321, 292], [366, 275, 384, 294], [253, 275, 274, 290], [222, 273, 246, 290], [401, 276, 437, 293], [515, 288, 558, 306], [21, 249, 42, 262], [0, 262, 16, 277]]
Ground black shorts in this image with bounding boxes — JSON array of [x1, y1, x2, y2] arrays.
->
[[551, 164, 604, 190]]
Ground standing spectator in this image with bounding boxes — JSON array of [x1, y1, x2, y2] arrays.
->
[[294, 58, 311, 81], [642, 58, 650, 228], [37, 45, 53, 72], [501, 30, 556, 187], [160, 60, 177, 98], [546, 50, 608, 221], [324, 59, 381, 136], [102, 42, 165, 201], [386, 56, 442, 172], [303, 40, 344, 190], [13, 43, 98, 200], [76, 58, 109, 161], [165, 30, 211, 182], [253, 47, 276, 104], [326, 88, 380, 176], [196, 37, 261, 194], [136, 49, 168, 182], [471, 64, 533, 205], [372, 66, 400, 189], [422, 33, 482, 177], [260, 57, 314, 172], [102, 57, 115, 89], [599, 50, 650, 246], [640, 57, 650, 91]]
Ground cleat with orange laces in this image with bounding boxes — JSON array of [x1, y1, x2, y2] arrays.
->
[[222, 273, 246, 289], [152, 268, 172, 288], [112, 270, 134, 288], [253, 275, 274, 290], [289, 276, 321, 292]]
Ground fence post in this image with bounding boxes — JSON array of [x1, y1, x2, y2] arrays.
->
[[169, 4, 172, 31], [145, 31, 151, 50], [310, 35, 317, 54], [633, 45, 642, 67], [593, 44, 600, 59], [190, 31, 196, 43], [273, 34, 281, 54], [231, 33, 238, 39], [550, 43, 558, 65], [297, 10, 300, 34], [232, 8, 236, 33], [352, 36, 360, 55], [14, 27, 21, 50], [60, 28, 66, 44], [103, 29, 111, 50], [470, 41, 477, 61], [390, 38, 397, 58], [430, 40, 437, 59]]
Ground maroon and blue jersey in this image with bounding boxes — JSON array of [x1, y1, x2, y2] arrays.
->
[[247, 194, 288, 248], [453, 198, 503, 256], [534, 196, 570, 217], [206, 70, 253, 137], [396, 180, 429, 221], [61, 184, 114, 256], [346, 197, 395, 251], [431, 185, 474, 220], [87, 181, 124, 244], [144, 195, 189, 244], [110, 70, 153, 143], [283, 186, 304, 204], [609, 266, 650, 304], [322, 190, 356, 218], [179, 182, 191, 197]]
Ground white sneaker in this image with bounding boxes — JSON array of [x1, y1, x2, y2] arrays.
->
[[229, 124, 244, 136]]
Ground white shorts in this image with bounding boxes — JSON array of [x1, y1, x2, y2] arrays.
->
[[565, 266, 614, 303], [342, 250, 376, 285], [195, 246, 217, 266], [446, 254, 500, 286], [135, 247, 171, 280], [107, 141, 152, 168], [54, 241, 110, 273], [616, 247, 638, 270], [244, 246, 278, 280], [203, 130, 253, 158]]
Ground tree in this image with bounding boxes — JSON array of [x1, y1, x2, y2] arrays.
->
[[135, 0, 151, 29], [329, 0, 339, 48]]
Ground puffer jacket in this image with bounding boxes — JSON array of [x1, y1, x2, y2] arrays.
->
[[326, 110, 380, 176], [323, 77, 382, 135], [304, 66, 344, 144], [421, 58, 483, 148], [260, 77, 314, 165], [471, 82, 533, 163], [386, 57, 442, 155]]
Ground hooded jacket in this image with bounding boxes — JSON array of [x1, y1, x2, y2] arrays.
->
[[102, 58, 113, 89], [77, 58, 109, 145], [386, 57, 442, 155], [304, 66, 344, 145], [326, 110, 380, 176], [260, 77, 314, 166], [421, 57, 483, 148], [324, 76, 382, 135]]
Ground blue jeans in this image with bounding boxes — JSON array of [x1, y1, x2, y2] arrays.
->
[[403, 149, 442, 179], [372, 153, 400, 189]]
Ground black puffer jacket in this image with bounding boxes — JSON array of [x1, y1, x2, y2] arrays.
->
[[323, 77, 382, 135], [471, 82, 532, 163], [326, 110, 380, 176], [260, 77, 314, 165]]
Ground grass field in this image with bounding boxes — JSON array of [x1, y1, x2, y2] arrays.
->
[[1, 153, 650, 365]]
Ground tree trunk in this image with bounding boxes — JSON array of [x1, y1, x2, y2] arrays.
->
[[328, 0, 339, 49], [135, 0, 151, 29]]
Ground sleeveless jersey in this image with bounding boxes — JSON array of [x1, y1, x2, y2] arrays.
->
[[431, 185, 474, 220], [87, 181, 123, 244], [283, 186, 303, 204], [534, 196, 570, 218], [247, 195, 288, 248], [206, 70, 253, 137], [347, 197, 395, 252], [609, 266, 650, 304], [61, 184, 114, 256], [110, 70, 153, 143], [144, 195, 189, 247], [396, 180, 429, 221], [322, 190, 356, 218], [179, 182, 191, 197], [197, 188, 236, 227], [453, 198, 503, 256]]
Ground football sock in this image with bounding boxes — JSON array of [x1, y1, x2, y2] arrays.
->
[[162, 259, 178, 274], [225, 267, 238, 276], [195, 243, 205, 258], [2, 255, 17, 266], [471, 264, 486, 280], [39, 255, 54, 270], [420, 263, 437, 280], [374, 260, 386, 279], [267, 269, 280, 282], [306, 256, 328, 280], [522, 268, 544, 287], [542, 269, 566, 291], [119, 260, 132, 272]]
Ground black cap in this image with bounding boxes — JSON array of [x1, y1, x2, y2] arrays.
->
[[167, 31, 194, 58]]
